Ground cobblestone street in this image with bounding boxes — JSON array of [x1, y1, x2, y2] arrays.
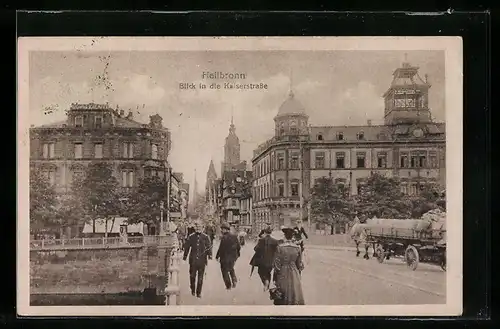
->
[[179, 239, 446, 306]]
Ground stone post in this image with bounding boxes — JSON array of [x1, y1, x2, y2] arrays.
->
[[165, 248, 181, 305]]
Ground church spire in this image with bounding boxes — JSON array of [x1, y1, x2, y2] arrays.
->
[[229, 110, 236, 134], [289, 68, 294, 97]]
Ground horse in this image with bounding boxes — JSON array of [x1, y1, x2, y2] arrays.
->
[[349, 221, 372, 260]]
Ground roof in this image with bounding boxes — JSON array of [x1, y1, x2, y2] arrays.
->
[[276, 91, 307, 117], [310, 122, 445, 142], [82, 218, 146, 234]]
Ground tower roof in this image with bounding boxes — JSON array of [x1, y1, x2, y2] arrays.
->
[[207, 160, 217, 179], [276, 90, 307, 117]]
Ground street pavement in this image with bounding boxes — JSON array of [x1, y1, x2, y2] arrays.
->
[[178, 239, 446, 306]]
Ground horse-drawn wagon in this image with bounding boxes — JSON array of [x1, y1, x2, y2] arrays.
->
[[364, 209, 446, 271]]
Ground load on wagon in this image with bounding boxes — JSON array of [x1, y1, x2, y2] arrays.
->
[[363, 209, 446, 271]]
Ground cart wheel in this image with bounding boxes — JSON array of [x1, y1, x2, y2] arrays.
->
[[376, 245, 385, 263], [440, 254, 446, 272], [405, 245, 419, 271]]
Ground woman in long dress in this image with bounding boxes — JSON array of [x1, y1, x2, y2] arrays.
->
[[272, 227, 305, 305]]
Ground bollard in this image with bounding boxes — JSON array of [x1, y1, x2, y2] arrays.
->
[[165, 249, 181, 305]]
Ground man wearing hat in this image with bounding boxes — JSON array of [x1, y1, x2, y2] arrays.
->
[[252, 226, 279, 291], [258, 223, 272, 239], [216, 222, 241, 290], [183, 220, 212, 298]]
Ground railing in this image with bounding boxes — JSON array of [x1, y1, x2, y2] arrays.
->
[[30, 235, 173, 250]]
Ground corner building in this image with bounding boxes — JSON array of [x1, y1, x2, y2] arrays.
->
[[251, 61, 446, 232], [30, 103, 171, 195]]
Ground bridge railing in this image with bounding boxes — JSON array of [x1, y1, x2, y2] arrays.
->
[[30, 235, 173, 249]]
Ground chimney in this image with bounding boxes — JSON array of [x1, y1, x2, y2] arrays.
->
[[367, 119, 372, 126], [127, 110, 133, 120], [120, 110, 125, 117]]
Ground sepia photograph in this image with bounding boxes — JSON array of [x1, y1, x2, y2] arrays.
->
[[17, 37, 463, 316]]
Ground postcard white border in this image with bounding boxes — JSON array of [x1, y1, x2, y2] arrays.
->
[[17, 36, 463, 317]]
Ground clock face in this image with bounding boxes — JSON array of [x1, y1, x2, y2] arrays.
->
[[413, 128, 424, 137]]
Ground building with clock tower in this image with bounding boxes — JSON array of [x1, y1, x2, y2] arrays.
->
[[251, 59, 446, 234]]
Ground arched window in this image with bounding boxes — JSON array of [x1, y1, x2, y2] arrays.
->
[[317, 134, 323, 141], [151, 143, 158, 159], [357, 131, 365, 140]]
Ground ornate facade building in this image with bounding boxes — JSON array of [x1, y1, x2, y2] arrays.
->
[[251, 60, 446, 233], [30, 103, 173, 235]]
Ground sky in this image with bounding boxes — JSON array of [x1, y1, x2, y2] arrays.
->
[[29, 50, 445, 201]]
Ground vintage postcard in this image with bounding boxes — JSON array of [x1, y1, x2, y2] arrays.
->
[[17, 36, 463, 317]]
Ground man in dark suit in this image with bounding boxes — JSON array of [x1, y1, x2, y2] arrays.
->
[[258, 223, 272, 239], [183, 220, 212, 298], [216, 222, 241, 290], [292, 220, 309, 252], [253, 227, 279, 290]]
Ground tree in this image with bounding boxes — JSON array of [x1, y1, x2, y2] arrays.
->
[[310, 175, 354, 233], [355, 173, 413, 219], [409, 182, 444, 218], [29, 167, 57, 235], [73, 163, 121, 237], [126, 176, 168, 230]]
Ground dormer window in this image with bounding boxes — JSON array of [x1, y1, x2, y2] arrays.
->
[[75, 116, 83, 128], [357, 131, 365, 140], [337, 132, 344, 140], [317, 134, 323, 141]]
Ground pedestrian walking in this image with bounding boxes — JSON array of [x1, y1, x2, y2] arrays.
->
[[182, 220, 212, 298], [204, 221, 216, 250], [271, 226, 305, 305], [251, 227, 279, 291], [238, 229, 247, 246], [216, 222, 241, 290], [258, 223, 272, 239]]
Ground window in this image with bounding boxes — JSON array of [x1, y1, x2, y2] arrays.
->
[[336, 152, 345, 168], [42, 143, 55, 159], [277, 154, 285, 170], [290, 152, 299, 169], [356, 152, 366, 168], [232, 199, 237, 207], [400, 183, 408, 195], [409, 183, 418, 196], [356, 180, 365, 195], [406, 98, 416, 107], [279, 128, 285, 136], [315, 152, 325, 169], [278, 180, 284, 197], [337, 132, 344, 140], [291, 181, 299, 196], [43, 169, 56, 186], [357, 131, 365, 140], [400, 152, 409, 168], [95, 116, 103, 129], [94, 143, 103, 159], [395, 98, 406, 107], [123, 142, 134, 158], [121, 170, 135, 188], [74, 143, 83, 159], [290, 127, 298, 134], [377, 152, 387, 168], [418, 154, 426, 168], [75, 116, 83, 127], [317, 134, 323, 141], [410, 153, 419, 168], [151, 144, 158, 159], [429, 151, 438, 168]]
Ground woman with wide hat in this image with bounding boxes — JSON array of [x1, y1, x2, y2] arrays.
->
[[270, 226, 305, 305]]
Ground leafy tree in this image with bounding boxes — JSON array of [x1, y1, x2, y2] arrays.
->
[[409, 182, 444, 217], [29, 167, 57, 235], [355, 173, 413, 219], [73, 163, 121, 237], [126, 176, 168, 231], [310, 175, 354, 233]]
